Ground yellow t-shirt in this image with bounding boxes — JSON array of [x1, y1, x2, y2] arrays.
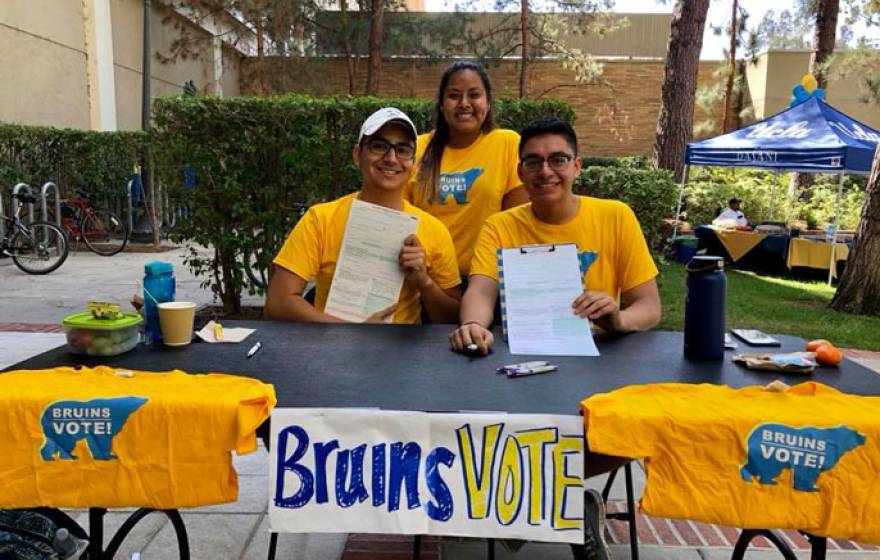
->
[[405, 129, 523, 274], [0, 366, 276, 509], [470, 196, 658, 299], [582, 382, 880, 544], [273, 194, 461, 324]]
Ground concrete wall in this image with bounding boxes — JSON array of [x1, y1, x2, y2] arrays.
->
[[315, 12, 672, 59], [111, 0, 215, 130], [1, 0, 241, 131], [744, 50, 880, 128], [0, 0, 91, 128]]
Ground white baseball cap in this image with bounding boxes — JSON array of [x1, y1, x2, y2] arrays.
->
[[358, 107, 418, 144]]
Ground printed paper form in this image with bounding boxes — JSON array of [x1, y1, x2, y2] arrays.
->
[[325, 199, 419, 322], [502, 244, 599, 356]]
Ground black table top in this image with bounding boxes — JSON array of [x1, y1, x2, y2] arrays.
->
[[6, 322, 879, 415]]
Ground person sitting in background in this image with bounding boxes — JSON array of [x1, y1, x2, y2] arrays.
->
[[713, 197, 749, 228]]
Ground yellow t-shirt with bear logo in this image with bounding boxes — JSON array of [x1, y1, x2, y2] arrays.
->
[[273, 193, 461, 324], [405, 129, 523, 274], [470, 196, 658, 300], [582, 382, 880, 544], [0, 366, 275, 509]]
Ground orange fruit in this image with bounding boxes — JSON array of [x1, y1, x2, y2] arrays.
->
[[814, 344, 842, 367], [805, 339, 831, 351]]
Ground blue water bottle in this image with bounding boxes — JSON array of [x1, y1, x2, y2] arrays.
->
[[684, 255, 726, 360], [143, 261, 176, 344]]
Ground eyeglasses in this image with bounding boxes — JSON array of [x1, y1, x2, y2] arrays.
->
[[520, 153, 575, 172], [365, 138, 416, 161]]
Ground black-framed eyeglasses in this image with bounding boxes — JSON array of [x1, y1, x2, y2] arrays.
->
[[520, 153, 575, 172], [366, 138, 416, 160]]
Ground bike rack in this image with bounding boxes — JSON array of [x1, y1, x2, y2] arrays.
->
[[162, 188, 177, 229], [41, 182, 62, 228], [12, 183, 35, 225], [126, 179, 135, 234]]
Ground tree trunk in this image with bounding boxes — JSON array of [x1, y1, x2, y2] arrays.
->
[[340, 0, 356, 96], [519, 0, 529, 99], [831, 145, 880, 315], [366, 0, 383, 95], [722, 0, 738, 132], [789, 0, 839, 195], [254, 1, 268, 95], [810, 0, 840, 89], [652, 0, 710, 182]]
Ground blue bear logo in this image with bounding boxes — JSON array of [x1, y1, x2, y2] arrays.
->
[[740, 423, 866, 492], [40, 397, 148, 461], [438, 168, 483, 205], [578, 251, 598, 280]]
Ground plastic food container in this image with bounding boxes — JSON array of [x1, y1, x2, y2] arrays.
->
[[63, 311, 143, 356]]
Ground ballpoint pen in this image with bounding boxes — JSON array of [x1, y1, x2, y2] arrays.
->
[[246, 342, 262, 359]]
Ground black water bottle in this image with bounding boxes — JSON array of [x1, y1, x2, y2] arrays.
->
[[684, 256, 727, 360]]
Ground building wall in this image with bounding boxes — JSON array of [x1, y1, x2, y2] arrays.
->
[[315, 12, 672, 59], [242, 57, 725, 158], [0, 0, 91, 128], [1, 0, 241, 131], [744, 50, 880, 128], [111, 0, 218, 130]]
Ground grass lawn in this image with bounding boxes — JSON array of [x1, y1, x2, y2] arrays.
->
[[655, 261, 880, 351]]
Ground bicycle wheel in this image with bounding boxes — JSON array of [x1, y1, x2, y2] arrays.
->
[[10, 221, 69, 274], [81, 210, 128, 256]]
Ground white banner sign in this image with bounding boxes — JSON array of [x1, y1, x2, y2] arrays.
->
[[269, 409, 585, 544]]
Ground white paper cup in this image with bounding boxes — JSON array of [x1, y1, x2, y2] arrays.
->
[[157, 302, 197, 346]]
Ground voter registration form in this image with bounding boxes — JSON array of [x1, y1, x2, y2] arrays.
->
[[325, 199, 419, 322], [501, 244, 599, 356]]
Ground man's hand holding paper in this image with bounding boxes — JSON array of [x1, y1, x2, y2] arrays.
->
[[572, 290, 621, 332], [324, 199, 419, 323], [399, 234, 432, 290]]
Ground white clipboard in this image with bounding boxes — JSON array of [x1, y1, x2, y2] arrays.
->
[[499, 243, 599, 357]]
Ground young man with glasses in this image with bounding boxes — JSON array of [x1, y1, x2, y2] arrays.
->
[[448, 117, 661, 559], [266, 108, 462, 324]]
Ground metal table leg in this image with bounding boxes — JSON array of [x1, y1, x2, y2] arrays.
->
[[601, 464, 639, 560], [87, 507, 190, 560], [731, 529, 800, 560]]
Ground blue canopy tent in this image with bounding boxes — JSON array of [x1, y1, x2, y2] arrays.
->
[[675, 97, 880, 282]]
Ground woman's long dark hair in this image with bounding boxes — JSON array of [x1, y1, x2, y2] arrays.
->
[[417, 61, 496, 204]]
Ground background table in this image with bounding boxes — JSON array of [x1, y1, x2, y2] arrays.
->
[[695, 226, 790, 274], [787, 237, 850, 277]]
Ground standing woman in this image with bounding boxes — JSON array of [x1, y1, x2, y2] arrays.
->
[[407, 61, 529, 277]]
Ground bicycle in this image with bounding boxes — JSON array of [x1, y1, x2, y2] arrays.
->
[[48, 189, 129, 256], [1, 192, 69, 274]]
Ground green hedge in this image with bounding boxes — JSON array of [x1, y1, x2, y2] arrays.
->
[[0, 124, 145, 204], [575, 165, 678, 252], [684, 167, 866, 229], [151, 94, 575, 313]]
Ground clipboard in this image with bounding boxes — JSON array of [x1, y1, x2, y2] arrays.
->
[[498, 243, 599, 356], [498, 244, 566, 341]]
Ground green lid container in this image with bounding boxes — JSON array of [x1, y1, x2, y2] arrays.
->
[[63, 311, 143, 330]]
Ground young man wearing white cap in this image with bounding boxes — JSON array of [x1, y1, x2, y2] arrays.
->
[[266, 107, 462, 324]]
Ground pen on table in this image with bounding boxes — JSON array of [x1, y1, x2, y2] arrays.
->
[[466, 343, 478, 353], [246, 342, 262, 359], [508, 365, 558, 378]]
